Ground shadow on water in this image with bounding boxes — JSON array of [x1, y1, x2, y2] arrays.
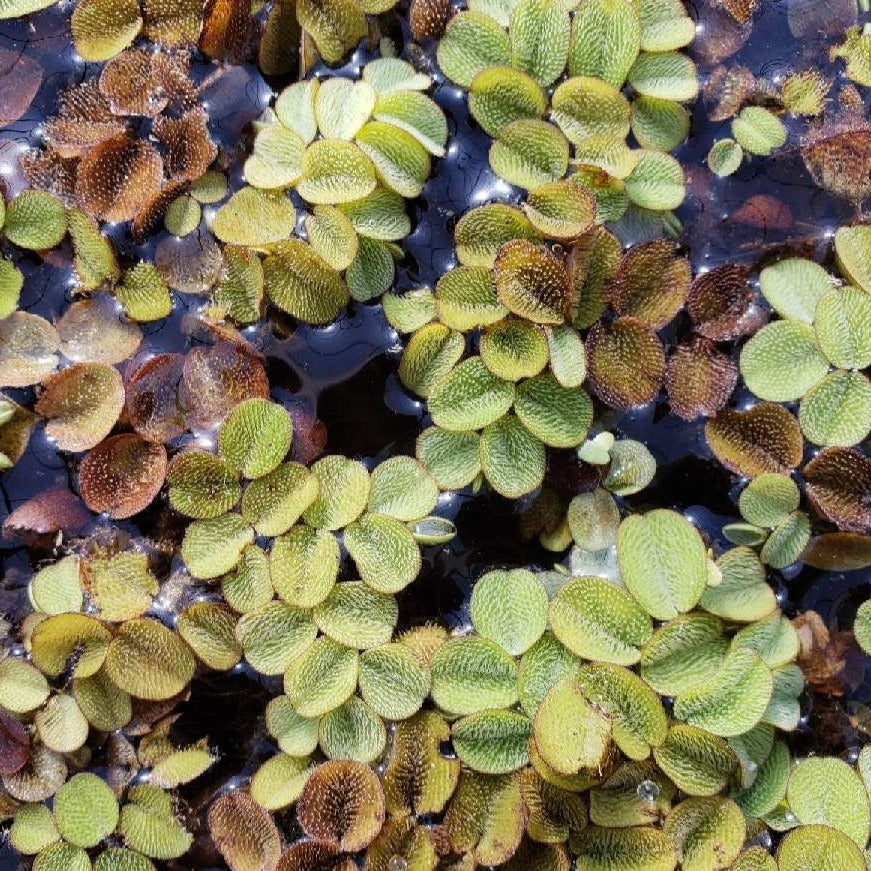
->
[[2, 0, 871, 866]]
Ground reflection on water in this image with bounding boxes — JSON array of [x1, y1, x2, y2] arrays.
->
[[2, 0, 871, 866]]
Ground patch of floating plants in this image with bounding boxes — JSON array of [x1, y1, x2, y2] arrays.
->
[[1, 0, 871, 869]]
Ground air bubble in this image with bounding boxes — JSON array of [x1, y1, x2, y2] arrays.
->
[[636, 780, 660, 803], [389, 856, 408, 871]]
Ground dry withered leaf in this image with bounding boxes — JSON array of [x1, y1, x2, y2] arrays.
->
[[76, 135, 165, 223], [0, 48, 41, 128], [153, 109, 217, 183], [410, 0, 452, 40], [276, 842, 356, 871], [208, 790, 282, 871], [693, 4, 751, 65], [608, 240, 691, 329], [705, 402, 804, 477], [801, 119, 871, 204], [200, 0, 251, 61], [297, 760, 386, 852], [288, 407, 328, 465], [44, 80, 126, 158], [666, 337, 738, 420], [0, 710, 30, 777], [704, 65, 756, 122], [19, 148, 79, 204], [714, 0, 759, 24], [686, 263, 765, 341], [131, 178, 190, 244], [802, 533, 871, 571], [804, 447, 871, 532], [79, 433, 168, 518], [181, 341, 269, 430], [259, 0, 300, 76], [125, 352, 188, 443], [731, 195, 793, 232], [99, 48, 168, 117], [793, 610, 849, 696], [2, 487, 91, 545], [585, 317, 666, 410]]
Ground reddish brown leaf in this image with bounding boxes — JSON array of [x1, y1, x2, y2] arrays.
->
[[585, 317, 666, 410], [801, 120, 871, 204], [703, 65, 755, 122], [0, 711, 30, 776], [793, 610, 850, 696], [666, 337, 738, 420], [125, 352, 188, 443], [208, 790, 281, 871], [79, 433, 168, 518], [19, 148, 78, 206], [1, 487, 91, 545], [686, 263, 765, 341], [44, 80, 125, 158], [99, 48, 169, 117], [153, 224, 224, 294], [804, 447, 871, 533], [180, 341, 269, 430], [277, 842, 355, 871], [731, 195, 793, 232], [0, 49, 41, 128], [288, 407, 328, 465], [76, 135, 164, 223], [801, 533, 871, 571], [714, 0, 759, 24], [705, 402, 804, 477], [153, 109, 217, 183], [693, 4, 751, 65], [200, 0, 251, 61], [410, 0, 451, 40], [608, 239, 691, 329], [131, 178, 189, 244], [258, 0, 300, 77]]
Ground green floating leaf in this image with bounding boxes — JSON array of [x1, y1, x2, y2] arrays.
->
[[509, 0, 570, 87], [304, 205, 359, 272], [347, 237, 395, 302], [358, 642, 430, 719], [469, 65, 548, 138], [628, 51, 698, 101], [0, 657, 49, 714], [739, 473, 800, 528], [631, 96, 690, 152], [517, 631, 580, 717], [430, 636, 518, 715], [250, 753, 313, 811], [29, 555, 83, 615], [167, 451, 241, 519], [700, 547, 776, 623], [550, 575, 652, 665], [303, 455, 370, 530], [759, 257, 832, 323], [533, 678, 612, 775], [624, 150, 685, 211], [707, 138, 743, 177], [480, 414, 546, 497], [29, 612, 110, 679], [315, 78, 376, 140], [617, 509, 708, 620], [213, 247, 264, 324], [297, 139, 377, 205], [547, 323, 587, 388], [416, 426, 482, 490], [814, 286, 871, 370], [428, 356, 515, 431], [313, 580, 397, 648], [637, 0, 695, 50], [436, 11, 511, 88], [731, 612, 800, 668], [470, 568, 548, 655], [10, 803, 60, 856], [514, 373, 593, 447], [119, 786, 192, 860], [732, 106, 787, 157], [4, 191, 66, 251], [452, 709, 532, 774], [283, 636, 359, 717], [653, 725, 738, 797], [835, 225, 871, 295], [382, 286, 435, 333], [455, 205, 543, 270], [552, 76, 631, 144], [115, 263, 172, 322], [241, 462, 319, 537], [787, 757, 871, 846], [735, 739, 790, 818], [176, 602, 242, 671], [295, 0, 367, 64], [0, 258, 23, 318], [776, 824, 866, 871], [363, 58, 432, 94], [367, 456, 439, 521], [244, 124, 305, 190], [435, 266, 506, 330], [490, 119, 570, 190], [356, 120, 431, 198], [236, 600, 316, 675], [338, 187, 411, 240], [266, 695, 319, 756], [760, 509, 811, 569], [319, 697, 386, 762], [344, 512, 422, 593], [640, 613, 727, 697], [570, 826, 676, 871], [399, 322, 465, 398], [263, 239, 350, 325], [567, 488, 620, 550], [372, 91, 448, 157], [740, 320, 831, 402], [53, 772, 119, 848], [663, 797, 745, 871], [589, 761, 675, 828], [524, 180, 597, 239], [480, 318, 549, 381], [568, 0, 642, 87], [181, 513, 254, 579], [673, 648, 773, 738], [212, 186, 295, 246], [854, 599, 871, 655], [275, 80, 319, 144]]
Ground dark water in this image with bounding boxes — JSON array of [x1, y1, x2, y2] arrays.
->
[[1, 0, 871, 867]]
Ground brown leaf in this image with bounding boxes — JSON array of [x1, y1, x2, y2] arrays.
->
[[801, 533, 871, 571], [731, 194, 793, 232], [125, 352, 188, 443], [804, 447, 871, 532], [208, 790, 282, 871], [704, 65, 756, 122], [44, 80, 125, 158], [2, 487, 91, 545], [19, 147, 79, 205], [153, 109, 217, 183], [686, 263, 765, 341], [277, 842, 355, 871], [793, 610, 849, 696], [666, 336, 738, 420], [99, 48, 169, 117], [801, 119, 871, 204], [410, 0, 451, 40], [0, 711, 30, 776], [0, 49, 41, 128], [200, 0, 251, 61]]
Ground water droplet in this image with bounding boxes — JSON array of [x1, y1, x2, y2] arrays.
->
[[388, 857, 408, 871], [636, 780, 660, 803], [784, 810, 798, 823]]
